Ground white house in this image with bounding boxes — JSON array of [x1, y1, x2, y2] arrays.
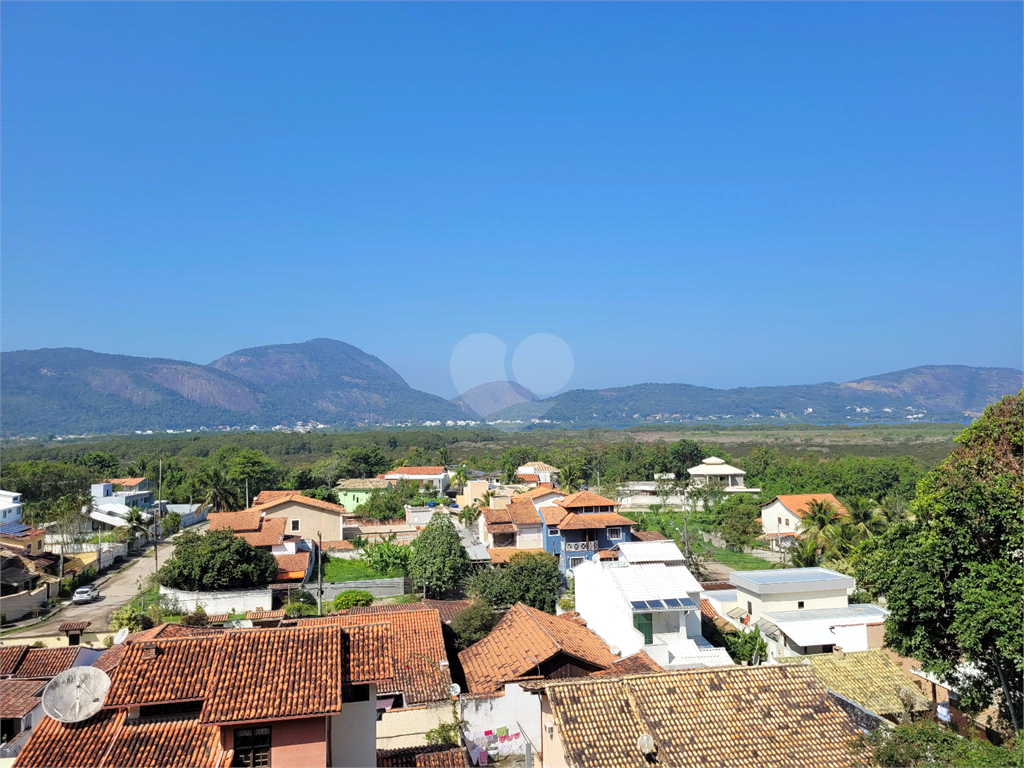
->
[[686, 457, 760, 494], [726, 567, 887, 660], [0, 490, 24, 525], [516, 462, 560, 486], [759, 493, 848, 550], [383, 466, 450, 493], [575, 540, 733, 670]]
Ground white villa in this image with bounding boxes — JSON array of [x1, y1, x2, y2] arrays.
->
[[574, 540, 734, 670], [714, 567, 888, 661], [0, 490, 24, 525], [87, 478, 156, 530], [516, 462, 560, 485], [759, 493, 848, 550], [686, 457, 760, 493], [383, 466, 450, 493]]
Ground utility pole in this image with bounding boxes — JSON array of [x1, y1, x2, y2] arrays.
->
[[317, 531, 324, 615], [154, 457, 163, 571], [246, 477, 250, 509]]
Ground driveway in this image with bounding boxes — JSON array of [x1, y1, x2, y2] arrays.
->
[[26, 540, 179, 637]]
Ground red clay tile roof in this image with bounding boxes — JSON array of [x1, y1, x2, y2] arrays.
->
[[252, 492, 349, 515], [106, 477, 147, 487], [516, 486, 563, 500], [506, 498, 542, 526], [14, 708, 127, 768], [0, 645, 29, 675], [422, 600, 473, 624], [59, 621, 91, 632], [207, 510, 261, 533], [245, 610, 285, 621], [540, 505, 569, 525], [480, 507, 511, 524], [591, 650, 663, 677], [597, 550, 619, 560], [700, 600, 739, 634], [102, 713, 221, 768], [92, 625, 223, 676], [377, 745, 472, 767], [200, 624, 392, 724], [385, 466, 446, 476], [516, 474, 540, 483], [763, 493, 849, 519], [252, 490, 298, 505], [632, 530, 669, 541], [331, 609, 450, 705], [204, 614, 230, 624], [459, 603, 619, 694], [0, 678, 45, 719], [554, 490, 621, 510], [273, 550, 310, 580], [556, 512, 636, 531], [486, 522, 516, 535], [235, 517, 287, 547], [106, 636, 220, 707], [345, 603, 431, 616], [487, 547, 546, 564], [3, 647, 82, 679]]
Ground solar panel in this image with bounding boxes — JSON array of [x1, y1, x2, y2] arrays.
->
[[647, 600, 666, 610], [664, 598, 682, 608], [0, 523, 30, 536], [631, 601, 649, 610]]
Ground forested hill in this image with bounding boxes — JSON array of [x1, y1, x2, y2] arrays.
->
[[1, 340, 465, 437], [487, 365, 1023, 428]]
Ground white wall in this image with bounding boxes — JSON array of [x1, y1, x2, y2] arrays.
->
[[158, 585, 272, 614], [377, 702, 450, 749], [517, 525, 543, 548], [760, 500, 802, 538], [330, 686, 377, 768], [461, 684, 542, 755], [741, 588, 849, 623], [574, 561, 644, 657]]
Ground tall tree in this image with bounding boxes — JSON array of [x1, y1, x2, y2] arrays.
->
[[799, 498, 845, 549], [450, 464, 470, 494], [193, 466, 242, 514], [855, 392, 1023, 732], [408, 513, 470, 598]]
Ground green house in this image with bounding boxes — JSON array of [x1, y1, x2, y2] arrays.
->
[[334, 478, 394, 514]]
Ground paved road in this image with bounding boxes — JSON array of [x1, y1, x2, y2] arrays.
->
[[28, 541, 178, 636]]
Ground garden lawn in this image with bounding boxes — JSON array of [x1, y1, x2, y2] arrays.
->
[[323, 557, 387, 583], [705, 545, 774, 570]]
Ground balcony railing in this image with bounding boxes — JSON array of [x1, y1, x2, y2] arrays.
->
[[563, 541, 599, 552]]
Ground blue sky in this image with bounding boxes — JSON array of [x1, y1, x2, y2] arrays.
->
[[3, 3, 1021, 399]]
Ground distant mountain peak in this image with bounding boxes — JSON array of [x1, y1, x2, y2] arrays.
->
[[451, 380, 538, 419]]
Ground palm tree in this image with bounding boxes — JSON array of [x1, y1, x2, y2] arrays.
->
[[800, 499, 844, 548], [457, 504, 480, 527], [114, 508, 151, 551], [438, 447, 451, 467], [477, 491, 494, 508], [786, 537, 822, 568], [844, 496, 887, 536], [450, 464, 470, 494], [821, 521, 861, 559], [193, 466, 242, 514], [500, 466, 519, 485], [880, 492, 910, 523], [559, 464, 581, 493]]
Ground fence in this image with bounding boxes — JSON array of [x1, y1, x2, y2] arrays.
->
[[158, 585, 273, 614], [319, 577, 408, 601]]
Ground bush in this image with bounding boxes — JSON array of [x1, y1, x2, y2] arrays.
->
[[450, 599, 495, 648], [290, 589, 316, 607], [109, 605, 154, 633], [468, 552, 562, 613], [102, 635, 114, 648], [180, 606, 209, 627], [157, 529, 279, 592], [360, 535, 412, 577], [283, 601, 316, 619], [147, 605, 164, 626], [161, 511, 182, 537], [558, 578, 576, 612], [334, 590, 373, 610]]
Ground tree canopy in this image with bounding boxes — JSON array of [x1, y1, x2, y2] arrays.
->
[[855, 392, 1023, 731], [157, 528, 279, 592], [408, 513, 470, 598], [467, 551, 562, 614]]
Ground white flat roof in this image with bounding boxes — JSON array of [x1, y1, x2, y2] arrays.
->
[[616, 540, 685, 564], [609, 562, 702, 602], [763, 604, 889, 647], [729, 568, 854, 595]]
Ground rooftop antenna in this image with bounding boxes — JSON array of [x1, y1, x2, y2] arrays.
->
[[41, 667, 111, 723]]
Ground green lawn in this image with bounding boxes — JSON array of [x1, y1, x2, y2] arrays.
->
[[322, 557, 387, 583], [704, 545, 774, 571]]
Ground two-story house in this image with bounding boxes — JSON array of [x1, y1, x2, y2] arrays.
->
[[382, 467, 449, 494], [87, 479, 156, 534], [476, 496, 546, 564], [333, 478, 394, 513], [208, 509, 314, 587], [539, 491, 637, 572], [245, 491, 352, 541], [0, 490, 24, 525], [515, 462, 560, 486], [686, 457, 760, 494], [574, 540, 733, 670], [759, 493, 848, 550]]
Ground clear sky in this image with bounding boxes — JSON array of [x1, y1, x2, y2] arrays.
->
[[3, 2, 1021, 400]]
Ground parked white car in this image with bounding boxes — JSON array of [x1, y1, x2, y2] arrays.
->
[[72, 585, 100, 604]]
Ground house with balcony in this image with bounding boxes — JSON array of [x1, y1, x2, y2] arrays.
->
[[686, 457, 760, 494], [539, 491, 637, 572], [573, 540, 734, 670], [382, 466, 450, 494], [87, 479, 156, 534], [0, 490, 24, 525]]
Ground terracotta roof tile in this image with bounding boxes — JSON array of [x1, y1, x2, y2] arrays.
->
[[385, 467, 446, 476], [540, 505, 568, 525], [377, 745, 472, 767], [245, 610, 285, 621], [245, 494, 349, 516], [106, 636, 220, 707], [106, 477, 147, 487], [516, 487, 562, 501], [764, 493, 848, 519], [516, 474, 540, 483], [485, 522, 516, 534], [59, 621, 91, 632], [13, 709, 127, 768], [777, 650, 931, 716], [4, 647, 82, 679], [480, 507, 511, 525], [632, 530, 669, 541], [335, 478, 394, 490], [0, 645, 29, 675], [544, 666, 865, 768], [556, 512, 636, 531], [459, 603, 619, 694], [273, 551, 310, 579], [422, 600, 473, 625], [102, 713, 221, 768], [591, 650, 663, 677], [506, 498, 542, 526], [345, 603, 431, 616], [700, 599, 737, 634], [555, 490, 621, 510], [235, 517, 287, 548], [0, 678, 45, 719], [487, 547, 546, 564], [204, 614, 230, 624], [207, 510, 261, 533], [252, 490, 299, 505]]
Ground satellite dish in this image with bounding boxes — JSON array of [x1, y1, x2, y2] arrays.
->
[[637, 733, 655, 755], [238, 620, 254, 628], [113, 627, 129, 645], [42, 667, 111, 723], [449, 683, 461, 697]]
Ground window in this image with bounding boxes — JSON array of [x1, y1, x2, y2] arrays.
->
[[633, 612, 654, 645], [290, 519, 300, 533], [548, 527, 559, 537], [784, 518, 789, 526], [797, 601, 805, 609], [232, 726, 271, 767], [777, 517, 782, 525], [747, 601, 752, 616], [607, 527, 622, 541], [568, 557, 585, 569]]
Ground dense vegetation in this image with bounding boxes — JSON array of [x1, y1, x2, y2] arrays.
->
[[157, 529, 279, 592]]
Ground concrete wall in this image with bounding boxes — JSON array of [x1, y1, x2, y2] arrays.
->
[[574, 561, 644, 657], [742, 588, 849, 623], [158, 585, 271, 614], [331, 691, 377, 768], [377, 702, 450, 749], [461, 684, 541, 755], [0, 582, 55, 621], [539, 696, 569, 768], [321, 578, 407, 601]]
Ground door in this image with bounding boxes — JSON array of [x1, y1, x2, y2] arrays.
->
[[633, 612, 653, 645]]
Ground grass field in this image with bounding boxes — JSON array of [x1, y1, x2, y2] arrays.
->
[[322, 557, 388, 583], [702, 545, 775, 571]]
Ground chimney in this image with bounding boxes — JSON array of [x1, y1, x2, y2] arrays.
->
[[141, 642, 160, 660], [832, 645, 845, 659]]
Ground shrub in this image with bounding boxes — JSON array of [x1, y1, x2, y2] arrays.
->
[[31, 640, 44, 648], [283, 601, 316, 619], [157, 529, 278, 592], [558, 578, 576, 612], [468, 551, 562, 613], [360, 535, 412, 577], [334, 590, 373, 610], [147, 605, 164, 626], [103, 635, 114, 648], [161, 511, 182, 537], [180, 606, 209, 626], [290, 589, 317, 607], [109, 605, 154, 633], [450, 599, 495, 648]]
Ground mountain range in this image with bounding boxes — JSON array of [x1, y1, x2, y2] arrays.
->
[[0, 339, 1020, 437]]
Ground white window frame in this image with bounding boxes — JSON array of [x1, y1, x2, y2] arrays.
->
[[607, 527, 622, 541], [290, 519, 301, 533], [548, 526, 559, 537], [568, 556, 585, 569]]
